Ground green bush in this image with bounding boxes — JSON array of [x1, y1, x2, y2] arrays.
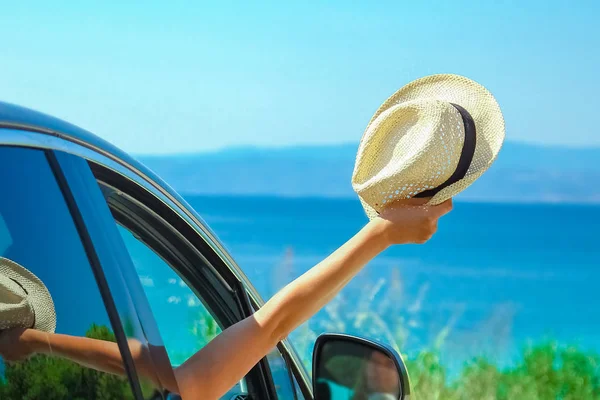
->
[[281, 264, 600, 400], [361, 342, 600, 400], [2, 301, 599, 399], [0, 324, 145, 400]]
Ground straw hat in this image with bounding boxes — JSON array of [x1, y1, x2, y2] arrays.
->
[[0, 257, 56, 333], [352, 74, 505, 219]]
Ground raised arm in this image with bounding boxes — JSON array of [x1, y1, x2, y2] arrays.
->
[[0, 199, 452, 399], [175, 199, 452, 399]]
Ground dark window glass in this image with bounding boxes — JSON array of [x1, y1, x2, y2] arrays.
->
[[0, 147, 135, 399]]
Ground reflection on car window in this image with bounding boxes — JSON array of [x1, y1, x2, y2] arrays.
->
[[116, 224, 222, 363], [114, 223, 248, 398], [0, 147, 136, 399]]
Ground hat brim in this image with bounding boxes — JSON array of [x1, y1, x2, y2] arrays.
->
[[0, 257, 56, 333], [360, 74, 505, 219]]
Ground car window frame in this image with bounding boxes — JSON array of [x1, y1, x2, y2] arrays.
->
[[90, 161, 282, 399]]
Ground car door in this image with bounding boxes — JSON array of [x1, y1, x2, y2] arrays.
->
[[58, 150, 308, 399]]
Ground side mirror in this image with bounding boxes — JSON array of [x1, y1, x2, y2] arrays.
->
[[313, 333, 410, 400]]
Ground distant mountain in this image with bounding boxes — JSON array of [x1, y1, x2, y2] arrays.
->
[[137, 141, 600, 204]]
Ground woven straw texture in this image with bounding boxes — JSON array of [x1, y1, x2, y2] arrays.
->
[[0, 257, 56, 333], [352, 74, 505, 219]]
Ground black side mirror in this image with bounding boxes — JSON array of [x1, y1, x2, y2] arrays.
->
[[313, 333, 410, 400]]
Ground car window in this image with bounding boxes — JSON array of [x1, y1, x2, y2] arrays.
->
[[92, 174, 303, 399], [116, 222, 307, 400], [109, 211, 248, 398], [116, 225, 225, 363], [0, 147, 139, 399]]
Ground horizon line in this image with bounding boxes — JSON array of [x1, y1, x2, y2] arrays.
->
[[179, 192, 600, 207], [135, 139, 600, 158]]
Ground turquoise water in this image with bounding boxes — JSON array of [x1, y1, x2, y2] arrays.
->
[[185, 195, 600, 370]]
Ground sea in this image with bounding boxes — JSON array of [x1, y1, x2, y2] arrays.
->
[[185, 195, 600, 372], [1, 195, 599, 382]]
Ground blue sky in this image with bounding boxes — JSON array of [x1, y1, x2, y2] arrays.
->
[[1, 1, 598, 154]]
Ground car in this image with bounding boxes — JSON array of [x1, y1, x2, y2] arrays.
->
[[0, 101, 410, 400]]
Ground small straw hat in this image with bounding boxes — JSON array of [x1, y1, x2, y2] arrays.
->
[[352, 74, 505, 219], [0, 257, 56, 333]]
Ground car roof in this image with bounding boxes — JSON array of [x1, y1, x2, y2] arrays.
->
[[0, 100, 156, 181], [0, 100, 221, 257]]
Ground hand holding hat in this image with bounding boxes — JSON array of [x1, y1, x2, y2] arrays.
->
[[374, 197, 453, 246], [352, 74, 505, 219]]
